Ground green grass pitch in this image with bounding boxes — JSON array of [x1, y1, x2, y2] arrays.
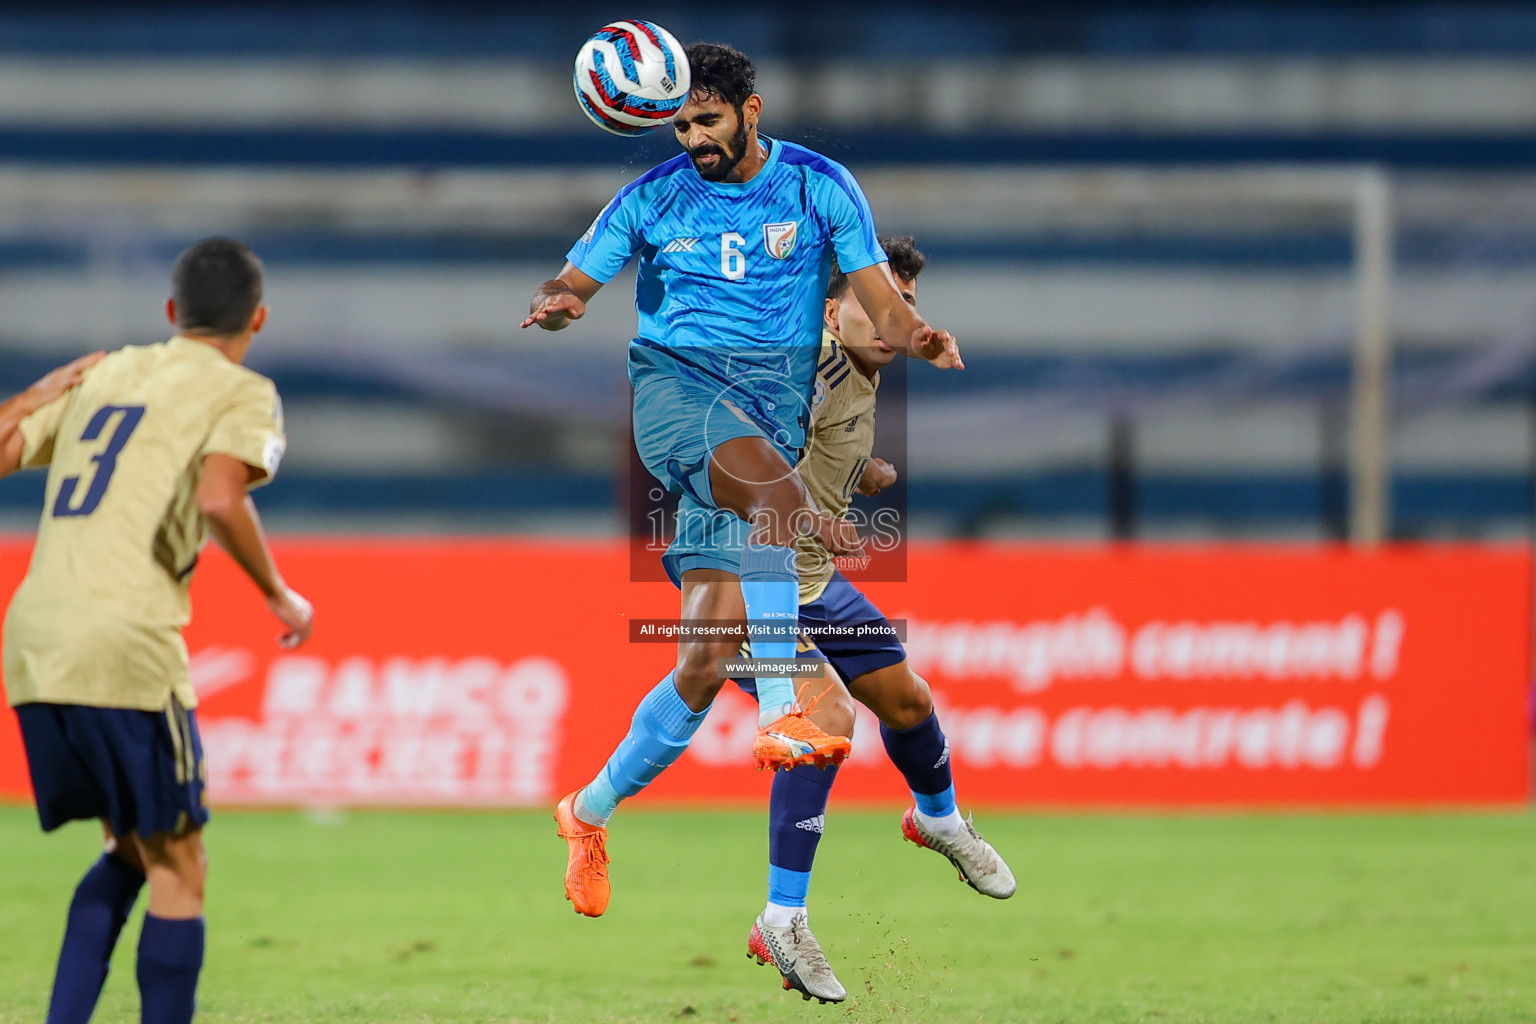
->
[[2, 805, 1535, 1023]]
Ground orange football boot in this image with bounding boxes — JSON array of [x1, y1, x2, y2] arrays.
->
[[554, 791, 610, 916], [751, 689, 852, 770]]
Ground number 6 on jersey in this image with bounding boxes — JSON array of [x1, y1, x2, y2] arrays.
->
[[720, 232, 746, 281]]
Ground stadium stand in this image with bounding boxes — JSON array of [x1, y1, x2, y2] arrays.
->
[[0, 1, 1534, 538]]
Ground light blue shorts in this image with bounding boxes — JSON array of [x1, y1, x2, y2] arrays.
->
[[661, 494, 751, 584], [631, 370, 780, 508]]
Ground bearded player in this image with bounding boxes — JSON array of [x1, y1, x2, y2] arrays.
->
[[523, 43, 962, 921], [667, 237, 1014, 1002]]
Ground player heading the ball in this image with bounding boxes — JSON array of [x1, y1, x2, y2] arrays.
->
[[526, 39, 962, 953]]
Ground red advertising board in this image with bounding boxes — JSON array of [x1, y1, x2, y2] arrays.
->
[[0, 540, 1528, 807]]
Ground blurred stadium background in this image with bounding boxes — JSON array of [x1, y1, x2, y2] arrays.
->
[[2, 4, 1535, 1020], [2, 1, 1536, 541]]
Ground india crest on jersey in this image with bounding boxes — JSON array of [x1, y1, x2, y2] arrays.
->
[[763, 221, 798, 260]]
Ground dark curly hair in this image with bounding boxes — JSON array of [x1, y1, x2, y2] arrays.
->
[[828, 236, 927, 300], [685, 42, 755, 112]]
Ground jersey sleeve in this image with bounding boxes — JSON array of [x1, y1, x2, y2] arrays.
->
[[814, 164, 886, 276], [565, 186, 645, 284], [16, 392, 71, 469], [200, 376, 286, 489]]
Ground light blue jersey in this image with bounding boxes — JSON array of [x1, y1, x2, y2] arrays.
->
[[563, 137, 885, 828], [568, 137, 886, 486]]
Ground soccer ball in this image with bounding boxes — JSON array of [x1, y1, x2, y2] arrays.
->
[[573, 21, 691, 136]]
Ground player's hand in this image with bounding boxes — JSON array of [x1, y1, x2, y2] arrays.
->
[[267, 587, 314, 649], [815, 512, 866, 558], [910, 327, 963, 370], [520, 287, 586, 331], [855, 457, 898, 496], [27, 351, 105, 406]]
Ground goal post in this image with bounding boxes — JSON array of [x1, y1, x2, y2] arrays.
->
[[1350, 169, 1394, 547], [859, 164, 1396, 544]]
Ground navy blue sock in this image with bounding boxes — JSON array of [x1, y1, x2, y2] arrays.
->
[[767, 763, 839, 907], [880, 712, 958, 817], [47, 853, 144, 1024], [137, 915, 204, 1024]]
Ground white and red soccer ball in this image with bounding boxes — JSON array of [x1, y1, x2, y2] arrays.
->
[[573, 20, 691, 136]]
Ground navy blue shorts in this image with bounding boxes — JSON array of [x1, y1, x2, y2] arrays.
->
[[14, 700, 209, 839], [735, 571, 906, 695]]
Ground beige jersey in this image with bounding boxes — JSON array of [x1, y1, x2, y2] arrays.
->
[[794, 330, 878, 603], [3, 336, 285, 711]]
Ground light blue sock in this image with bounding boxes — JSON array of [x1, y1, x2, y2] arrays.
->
[[740, 541, 799, 726], [767, 865, 812, 908], [575, 672, 706, 827], [914, 784, 958, 819]]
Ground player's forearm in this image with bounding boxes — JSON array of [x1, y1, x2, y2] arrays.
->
[[0, 424, 23, 478], [873, 302, 928, 356], [0, 388, 53, 477], [845, 265, 928, 356], [0, 399, 28, 461], [0, 380, 57, 436], [204, 496, 286, 599], [0, 393, 28, 432], [0, 352, 107, 476]]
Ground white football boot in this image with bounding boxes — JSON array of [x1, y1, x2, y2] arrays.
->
[[746, 911, 847, 1004], [901, 807, 1017, 899]]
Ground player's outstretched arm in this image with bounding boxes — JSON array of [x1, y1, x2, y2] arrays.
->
[[197, 453, 313, 649], [0, 351, 105, 478], [844, 264, 964, 370], [520, 263, 603, 331]]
